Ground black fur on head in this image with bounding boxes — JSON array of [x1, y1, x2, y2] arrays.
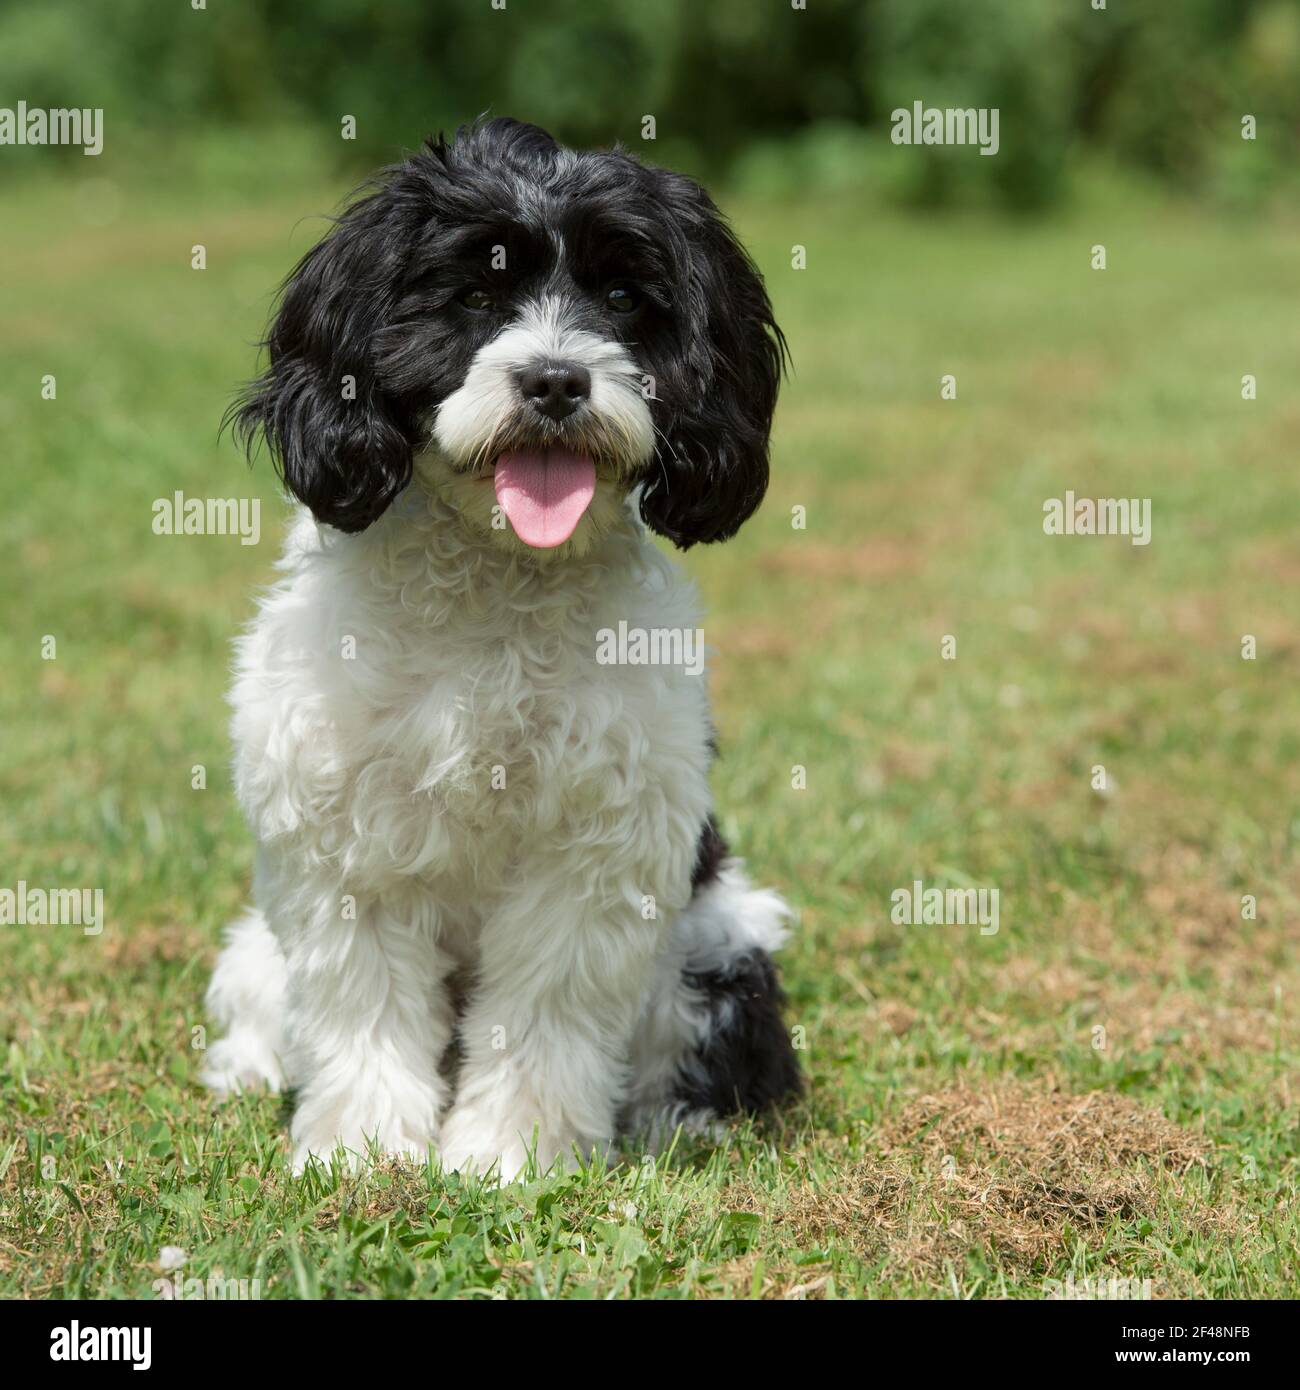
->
[[228, 117, 786, 544], [224, 176, 426, 532], [631, 169, 787, 547]]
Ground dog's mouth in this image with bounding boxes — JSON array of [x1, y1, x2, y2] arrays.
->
[[490, 448, 597, 549]]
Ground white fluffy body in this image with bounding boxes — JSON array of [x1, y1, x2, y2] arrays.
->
[[203, 299, 792, 1178]]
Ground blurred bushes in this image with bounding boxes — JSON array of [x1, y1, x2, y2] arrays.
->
[[1, 0, 1296, 210]]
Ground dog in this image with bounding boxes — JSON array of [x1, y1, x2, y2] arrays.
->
[[201, 118, 800, 1178]]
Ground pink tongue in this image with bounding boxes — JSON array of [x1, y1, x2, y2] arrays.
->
[[493, 449, 597, 548]]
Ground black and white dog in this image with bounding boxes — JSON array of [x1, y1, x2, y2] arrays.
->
[[202, 118, 799, 1177]]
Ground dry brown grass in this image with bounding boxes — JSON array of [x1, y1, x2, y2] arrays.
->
[[717, 1081, 1226, 1298], [848, 841, 1297, 1071]]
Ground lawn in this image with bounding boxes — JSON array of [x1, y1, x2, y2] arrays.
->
[[1, 155, 1297, 1299]]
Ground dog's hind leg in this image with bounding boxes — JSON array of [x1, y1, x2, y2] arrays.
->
[[201, 908, 290, 1095], [623, 826, 801, 1146]]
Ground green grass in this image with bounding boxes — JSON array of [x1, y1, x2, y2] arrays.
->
[[2, 157, 1298, 1299]]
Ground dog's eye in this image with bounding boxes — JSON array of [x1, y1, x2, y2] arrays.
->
[[605, 283, 641, 315], [457, 288, 497, 312]]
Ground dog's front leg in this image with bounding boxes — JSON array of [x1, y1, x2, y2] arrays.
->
[[440, 839, 681, 1182], [276, 882, 454, 1173]]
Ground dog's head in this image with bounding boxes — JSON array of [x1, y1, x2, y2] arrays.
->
[[230, 117, 784, 553]]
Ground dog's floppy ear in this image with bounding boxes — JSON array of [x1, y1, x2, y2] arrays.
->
[[638, 171, 785, 549], [227, 188, 420, 533]]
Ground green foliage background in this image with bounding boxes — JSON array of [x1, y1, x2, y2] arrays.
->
[[2, 0, 1298, 209]]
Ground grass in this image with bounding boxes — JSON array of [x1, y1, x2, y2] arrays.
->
[[1, 153, 1298, 1299]]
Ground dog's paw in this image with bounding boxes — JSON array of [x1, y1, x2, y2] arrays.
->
[[439, 1108, 603, 1184], [289, 1137, 436, 1175], [288, 1118, 437, 1176], [200, 1034, 286, 1097], [438, 1133, 532, 1185], [438, 1102, 538, 1182]]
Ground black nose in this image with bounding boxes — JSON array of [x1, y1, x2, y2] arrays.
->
[[518, 361, 591, 421]]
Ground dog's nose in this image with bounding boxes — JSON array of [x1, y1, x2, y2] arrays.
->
[[518, 361, 591, 421]]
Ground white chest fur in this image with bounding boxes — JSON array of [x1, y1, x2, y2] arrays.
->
[[230, 494, 713, 904]]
